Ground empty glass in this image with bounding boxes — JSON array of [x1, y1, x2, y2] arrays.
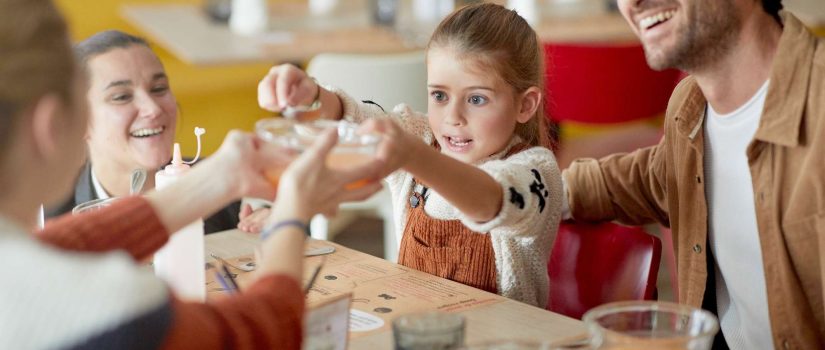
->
[[393, 312, 466, 350], [72, 197, 121, 215], [460, 340, 555, 350], [582, 301, 719, 350]]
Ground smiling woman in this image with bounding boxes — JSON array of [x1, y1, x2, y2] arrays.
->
[[46, 30, 241, 233]]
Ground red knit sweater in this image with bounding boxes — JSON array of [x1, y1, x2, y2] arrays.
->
[[38, 196, 304, 349]]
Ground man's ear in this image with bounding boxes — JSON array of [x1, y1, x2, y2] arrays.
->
[[516, 86, 542, 124], [29, 93, 63, 159]]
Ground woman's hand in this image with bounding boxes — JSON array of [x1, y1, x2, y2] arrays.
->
[[359, 118, 423, 178], [257, 64, 318, 112], [210, 130, 297, 201], [269, 129, 384, 223], [145, 130, 296, 235]]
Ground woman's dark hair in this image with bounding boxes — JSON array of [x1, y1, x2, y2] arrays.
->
[[74, 30, 150, 66]]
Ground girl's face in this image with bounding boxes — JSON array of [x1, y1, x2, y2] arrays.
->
[[426, 46, 533, 164], [85, 44, 177, 171]]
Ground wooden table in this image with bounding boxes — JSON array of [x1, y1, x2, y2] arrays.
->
[[121, 2, 637, 66], [205, 229, 587, 349], [121, 2, 419, 66]]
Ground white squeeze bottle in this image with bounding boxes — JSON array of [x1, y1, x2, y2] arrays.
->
[[153, 128, 206, 302]]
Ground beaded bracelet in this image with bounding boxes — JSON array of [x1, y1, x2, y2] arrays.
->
[[261, 219, 310, 241]]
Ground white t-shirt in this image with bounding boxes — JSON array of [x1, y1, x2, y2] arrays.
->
[[704, 80, 773, 350]]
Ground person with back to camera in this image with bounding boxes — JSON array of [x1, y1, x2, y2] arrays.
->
[[252, 3, 563, 308], [0, 0, 385, 348]]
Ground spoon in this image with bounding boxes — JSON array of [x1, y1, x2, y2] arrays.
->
[[130, 169, 147, 195]]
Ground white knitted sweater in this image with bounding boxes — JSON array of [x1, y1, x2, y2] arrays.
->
[[330, 87, 562, 308]]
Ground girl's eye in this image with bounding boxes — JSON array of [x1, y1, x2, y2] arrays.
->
[[468, 95, 488, 105], [430, 91, 447, 102]]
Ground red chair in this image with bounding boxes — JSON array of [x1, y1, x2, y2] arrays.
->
[[544, 43, 682, 125], [543, 43, 683, 168], [547, 222, 662, 319]]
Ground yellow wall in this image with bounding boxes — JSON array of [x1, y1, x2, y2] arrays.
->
[[54, 0, 824, 157], [55, 0, 275, 156]]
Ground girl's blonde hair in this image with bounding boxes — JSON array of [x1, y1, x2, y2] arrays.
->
[[0, 0, 75, 163], [427, 3, 552, 149]]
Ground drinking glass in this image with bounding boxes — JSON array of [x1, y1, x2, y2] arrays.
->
[[460, 340, 554, 349], [72, 197, 121, 215], [582, 301, 719, 350], [255, 118, 381, 188], [393, 312, 466, 350]]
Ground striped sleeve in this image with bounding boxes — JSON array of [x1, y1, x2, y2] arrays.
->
[[37, 196, 169, 261]]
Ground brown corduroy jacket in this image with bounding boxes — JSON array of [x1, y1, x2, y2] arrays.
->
[[563, 12, 825, 349]]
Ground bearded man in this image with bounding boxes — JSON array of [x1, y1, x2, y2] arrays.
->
[[563, 0, 825, 348]]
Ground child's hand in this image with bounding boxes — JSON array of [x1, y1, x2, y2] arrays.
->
[[238, 204, 271, 233], [257, 64, 318, 112], [359, 118, 423, 178]]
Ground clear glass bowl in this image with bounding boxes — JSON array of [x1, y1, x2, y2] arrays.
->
[[256, 118, 380, 152], [255, 118, 381, 187], [460, 340, 556, 350], [582, 301, 719, 350]]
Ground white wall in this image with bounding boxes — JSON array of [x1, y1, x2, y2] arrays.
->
[[785, 0, 825, 26]]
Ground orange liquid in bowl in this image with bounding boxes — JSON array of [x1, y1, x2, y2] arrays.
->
[[327, 151, 376, 189], [256, 117, 381, 191]]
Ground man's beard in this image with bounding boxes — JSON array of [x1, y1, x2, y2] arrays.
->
[[644, 1, 741, 72]]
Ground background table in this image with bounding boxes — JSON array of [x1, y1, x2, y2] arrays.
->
[[121, 1, 637, 66], [121, 3, 420, 66], [206, 229, 587, 348]]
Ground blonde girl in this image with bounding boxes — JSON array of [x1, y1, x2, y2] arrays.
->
[[256, 3, 562, 307]]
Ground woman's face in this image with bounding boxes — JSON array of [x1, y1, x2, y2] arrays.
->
[[85, 44, 177, 171]]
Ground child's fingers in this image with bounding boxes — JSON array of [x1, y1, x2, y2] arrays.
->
[[275, 69, 296, 110], [239, 204, 253, 219], [286, 77, 315, 107], [257, 68, 280, 111]]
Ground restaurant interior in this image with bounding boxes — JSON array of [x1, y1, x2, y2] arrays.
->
[[36, 0, 825, 348]]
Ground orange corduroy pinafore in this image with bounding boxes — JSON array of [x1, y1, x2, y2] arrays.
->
[[397, 144, 528, 294]]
